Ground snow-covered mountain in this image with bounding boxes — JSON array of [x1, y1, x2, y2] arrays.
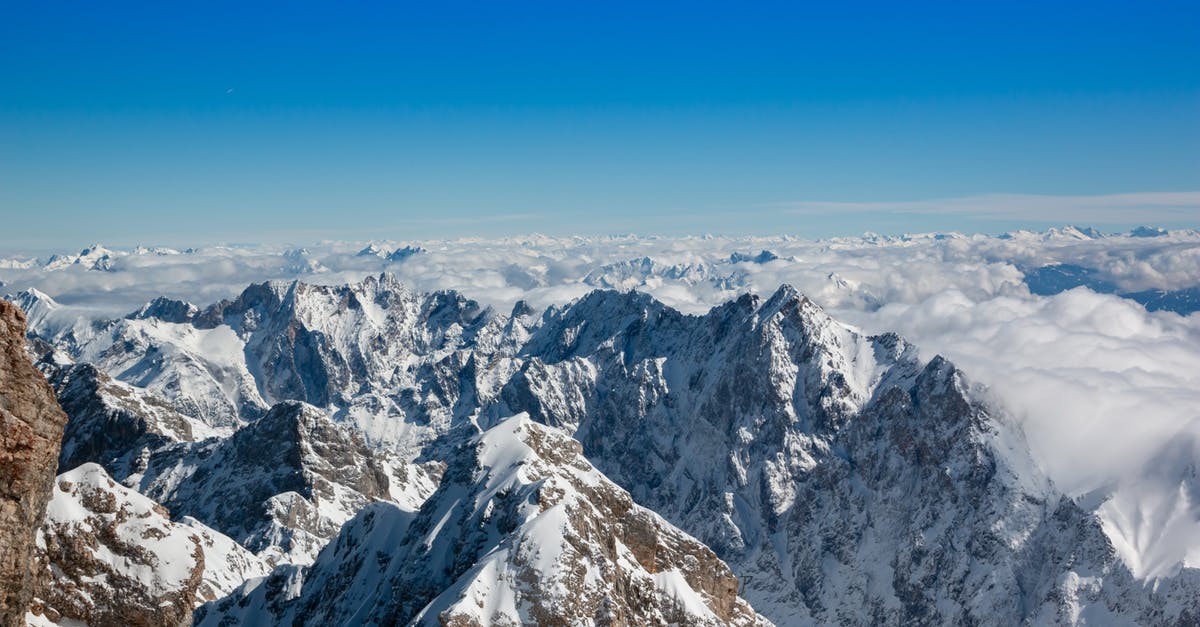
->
[[31, 463, 271, 626], [489, 285, 1200, 624], [355, 242, 425, 262], [42, 244, 122, 272], [15, 274, 1200, 625], [195, 415, 768, 626], [993, 225, 1104, 242], [50, 393, 440, 566], [583, 256, 726, 290], [12, 288, 263, 433]]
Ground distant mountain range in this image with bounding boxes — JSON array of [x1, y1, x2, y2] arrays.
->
[[3, 226, 1197, 320], [1024, 263, 1200, 314]]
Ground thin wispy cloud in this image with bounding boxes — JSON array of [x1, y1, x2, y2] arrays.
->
[[389, 213, 544, 227], [773, 192, 1200, 223]]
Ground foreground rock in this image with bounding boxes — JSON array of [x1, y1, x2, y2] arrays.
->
[[196, 415, 769, 626], [0, 300, 66, 626]]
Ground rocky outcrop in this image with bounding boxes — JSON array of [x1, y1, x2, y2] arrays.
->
[[196, 415, 768, 626], [33, 463, 270, 626], [0, 299, 66, 626]]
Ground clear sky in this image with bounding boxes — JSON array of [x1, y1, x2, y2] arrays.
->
[[2, 0, 1198, 250]]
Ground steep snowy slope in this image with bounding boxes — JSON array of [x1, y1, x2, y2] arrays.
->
[[31, 464, 270, 626], [1097, 436, 1200, 580], [196, 415, 768, 626], [13, 288, 265, 433]]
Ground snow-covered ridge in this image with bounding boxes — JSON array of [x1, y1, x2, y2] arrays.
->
[[196, 415, 769, 626]]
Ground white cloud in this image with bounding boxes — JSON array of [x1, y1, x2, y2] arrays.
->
[[840, 289, 1200, 492], [838, 288, 1200, 578]]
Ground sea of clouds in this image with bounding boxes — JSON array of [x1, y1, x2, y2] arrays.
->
[[3, 226, 1199, 576]]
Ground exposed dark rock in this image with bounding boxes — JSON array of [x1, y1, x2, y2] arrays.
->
[[46, 362, 196, 476], [130, 400, 435, 564]]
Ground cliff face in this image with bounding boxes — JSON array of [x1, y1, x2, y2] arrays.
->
[[0, 300, 67, 626]]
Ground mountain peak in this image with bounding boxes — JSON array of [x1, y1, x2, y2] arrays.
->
[[355, 243, 387, 257], [577, 286, 659, 309], [385, 245, 424, 263], [1130, 225, 1169, 237], [11, 287, 59, 313], [759, 284, 825, 324], [127, 296, 198, 324], [730, 249, 779, 264], [763, 282, 804, 305]]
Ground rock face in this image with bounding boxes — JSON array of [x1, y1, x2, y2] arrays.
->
[[128, 401, 439, 565], [0, 300, 66, 626], [45, 362, 197, 477], [196, 415, 768, 626], [33, 463, 270, 626]]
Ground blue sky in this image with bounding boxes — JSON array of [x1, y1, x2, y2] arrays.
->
[[2, 0, 1197, 250]]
